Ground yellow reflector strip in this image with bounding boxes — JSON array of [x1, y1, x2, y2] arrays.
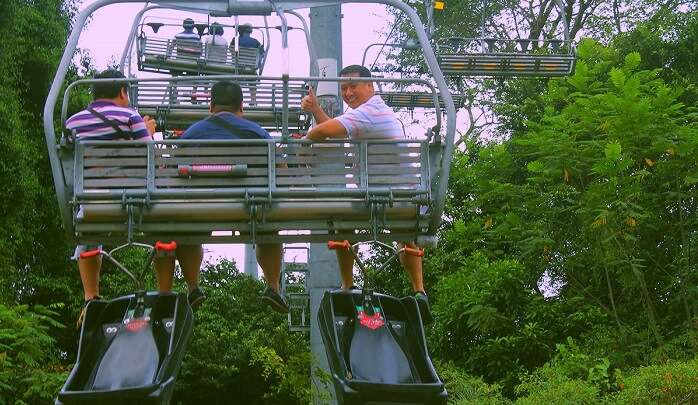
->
[[434, 1, 445, 10]]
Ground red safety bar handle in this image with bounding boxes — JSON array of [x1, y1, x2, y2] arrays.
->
[[155, 241, 177, 252], [79, 248, 102, 259], [327, 240, 351, 250], [404, 247, 424, 257]]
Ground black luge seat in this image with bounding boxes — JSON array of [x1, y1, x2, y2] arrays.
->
[[318, 290, 447, 405], [57, 292, 193, 404]]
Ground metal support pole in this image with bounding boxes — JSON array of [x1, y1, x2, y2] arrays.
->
[[309, 4, 343, 404], [243, 244, 258, 279]]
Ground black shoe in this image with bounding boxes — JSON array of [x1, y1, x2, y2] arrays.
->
[[76, 296, 102, 329], [414, 291, 433, 324], [263, 287, 290, 314], [188, 288, 206, 311]]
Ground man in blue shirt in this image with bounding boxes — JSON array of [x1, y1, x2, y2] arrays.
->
[[182, 80, 269, 140], [182, 81, 288, 313]]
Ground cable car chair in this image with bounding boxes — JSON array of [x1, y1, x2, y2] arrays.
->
[[136, 16, 270, 76], [436, 0, 576, 77], [44, 0, 457, 248]]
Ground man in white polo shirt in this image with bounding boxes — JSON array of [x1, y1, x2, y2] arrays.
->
[[301, 64, 431, 320]]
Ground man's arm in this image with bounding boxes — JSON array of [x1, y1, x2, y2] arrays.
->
[[305, 118, 347, 141], [301, 86, 331, 124]]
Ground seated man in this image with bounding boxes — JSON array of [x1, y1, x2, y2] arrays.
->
[[300, 65, 431, 316], [181, 80, 289, 314], [66, 69, 205, 326], [232, 23, 264, 102], [174, 18, 202, 57], [204, 22, 228, 63]]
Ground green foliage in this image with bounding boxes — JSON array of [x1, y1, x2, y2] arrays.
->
[[0, 304, 68, 403], [435, 361, 509, 405], [173, 260, 312, 404], [612, 359, 698, 404]]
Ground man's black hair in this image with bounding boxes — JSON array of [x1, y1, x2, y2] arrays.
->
[[339, 65, 372, 78], [210, 22, 224, 36], [92, 69, 128, 100], [211, 80, 243, 111], [183, 18, 195, 30], [238, 23, 253, 34]]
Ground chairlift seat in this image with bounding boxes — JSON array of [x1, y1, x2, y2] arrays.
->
[[56, 292, 193, 404], [318, 290, 447, 404], [378, 91, 464, 109], [71, 139, 432, 245], [138, 36, 260, 75], [133, 80, 309, 132], [438, 37, 575, 77]]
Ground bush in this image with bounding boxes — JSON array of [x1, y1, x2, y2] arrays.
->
[[0, 304, 68, 404], [515, 375, 598, 405], [613, 358, 698, 404], [173, 260, 312, 404], [435, 361, 509, 405]]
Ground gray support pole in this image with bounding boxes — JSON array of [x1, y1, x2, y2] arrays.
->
[[243, 244, 259, 279], [308, 5, 343, 404]]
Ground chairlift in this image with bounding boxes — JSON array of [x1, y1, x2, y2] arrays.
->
[[45, 1, 457, 402], [436, 0, 576, 77], [135, 18, 270, 76], [42, 0, 458, 246]]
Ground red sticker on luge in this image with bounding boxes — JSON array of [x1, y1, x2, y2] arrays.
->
[[125, 319, 149, 332], [358, 311, 385, 330]]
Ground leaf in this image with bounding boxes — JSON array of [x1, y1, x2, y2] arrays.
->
[[609, 68, 626, 88], [604, 142, 622, 161], [624, 52, 642, 71]]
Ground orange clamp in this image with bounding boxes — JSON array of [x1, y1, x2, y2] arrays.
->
[[155, 241, 177, 252], [404, 247, 424, 257], [79, 249, 102, 259]]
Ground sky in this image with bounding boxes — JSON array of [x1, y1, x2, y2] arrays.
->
[[75, 0, 394, 272]]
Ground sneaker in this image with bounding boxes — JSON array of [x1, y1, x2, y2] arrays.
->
[[187, 288, 206, 311], [414, 291, 433, 324], [76, 296, 102, 329], [263, 287, 290, 314]]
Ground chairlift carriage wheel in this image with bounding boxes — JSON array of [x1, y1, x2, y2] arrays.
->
[[45, 0, 458, 403]]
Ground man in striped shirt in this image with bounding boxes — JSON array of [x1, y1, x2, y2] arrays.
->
[[301, 65, 432, 321], [65, 69, 154, 141], [68, 70, 205, 326]]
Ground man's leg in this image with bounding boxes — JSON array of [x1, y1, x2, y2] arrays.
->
[[399, 242, 425, 293], [78, 255, 102, 301], [256, 243, 282, 291], [257, 243, 289, 314], [335, 248, 355, 289], [176, 244, 203, 292], [153, 255, 176, 293]]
